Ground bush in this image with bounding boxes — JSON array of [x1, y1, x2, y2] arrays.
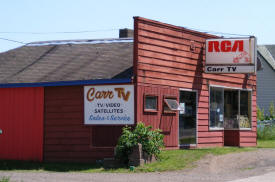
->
[[115, 123, 164, 164], [0, 177, 10, 182], [269, 101, 275, 119], [257, 106, 265, 121], [257, 125, 275, 140]]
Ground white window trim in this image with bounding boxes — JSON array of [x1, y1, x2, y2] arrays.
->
[[209, 85, 253, 131]]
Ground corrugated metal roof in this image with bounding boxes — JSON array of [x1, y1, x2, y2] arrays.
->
[[258, 45, 275, 70], [0, 38, 133, 84]]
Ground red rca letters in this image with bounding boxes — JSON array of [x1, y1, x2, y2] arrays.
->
[[208, 40, 244, 52]]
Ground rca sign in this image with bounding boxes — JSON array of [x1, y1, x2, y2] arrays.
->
[[205, 37, 257, 73]]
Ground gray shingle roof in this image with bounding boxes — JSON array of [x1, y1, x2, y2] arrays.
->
[[258, 45, 275, 70], [0, 38, 133, 84]]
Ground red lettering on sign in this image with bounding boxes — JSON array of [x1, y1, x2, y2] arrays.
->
[[221, 41, 231, 52], [208, 40, 244, 52], [208, 41, 220, 52], [232, 40, 243, 52]]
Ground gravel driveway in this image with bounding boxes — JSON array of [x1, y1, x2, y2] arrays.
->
[[1, 148, 275, 182]]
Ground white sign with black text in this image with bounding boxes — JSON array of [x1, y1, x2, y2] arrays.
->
[[84, 85, 134, 125], [205, 65, 255, 73], [205, 37, 257, 73]]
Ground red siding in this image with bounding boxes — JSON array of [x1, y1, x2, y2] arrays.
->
[[137, 84, 179, 147], [134, 17, 257, 148], [0, 87, 44, 161], [224, 130, 240, 146], [44, 86, 123, 162]]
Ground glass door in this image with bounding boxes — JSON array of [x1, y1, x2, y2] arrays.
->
[[179, 90, 197, 145]]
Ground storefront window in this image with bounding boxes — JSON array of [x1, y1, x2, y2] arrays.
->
[[210, 87, 224, 128], [210, 86, 252, 130], [239, 91, 252, 128]]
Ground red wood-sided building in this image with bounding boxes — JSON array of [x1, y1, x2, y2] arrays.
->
[[0, 17, 257, 162]]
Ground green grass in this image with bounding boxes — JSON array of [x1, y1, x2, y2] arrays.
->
[[257, 139, 275, 148], [0, 176, 10, 182], [257, 125, 275, 140], [134, 147, 255, 172], [1, 140, 274, 173], [0, 147, 255, 173]]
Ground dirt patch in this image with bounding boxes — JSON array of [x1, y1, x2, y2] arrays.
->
[[180, 148, 275, 181]]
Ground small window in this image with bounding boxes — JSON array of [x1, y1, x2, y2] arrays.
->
[[163, 96, 180, 113], [144, 95, 158, 112]]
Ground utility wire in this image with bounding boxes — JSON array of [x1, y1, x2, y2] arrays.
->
[[0, 27, 251, 45], [0, 27, 251, 37], [0, 37, 25, 44], [184, 26, 252, 37]]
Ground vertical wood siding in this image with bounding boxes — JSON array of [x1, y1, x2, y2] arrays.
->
[[0, 87, 44, 161], [134, 17, 257, 148], [44, 86, 123, 162], [137, 84, 179, 147]]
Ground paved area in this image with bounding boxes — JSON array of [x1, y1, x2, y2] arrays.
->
[[1, 148, 275, 182], [229, 171, 275, 182]]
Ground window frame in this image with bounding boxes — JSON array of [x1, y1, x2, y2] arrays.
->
[[163, 95, 179, 114], [209, 86, 224, 130], [209, 85, 253, 131], [143, 94, 158, 113]]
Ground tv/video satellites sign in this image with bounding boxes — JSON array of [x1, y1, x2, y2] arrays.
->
[[205, 37, 257, 73], [84, 85, 134, 125]]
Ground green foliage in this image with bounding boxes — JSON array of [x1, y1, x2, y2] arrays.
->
[[269, 101, 275, 119], [257, 102, 275, 121], [115, 123, 164, 164], [257, 106, 265, 121], [0, 177, 10, 182], [257, 125, 275, 140]]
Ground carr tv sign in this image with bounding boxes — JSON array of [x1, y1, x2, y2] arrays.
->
[[205, 37, 257, 73], [84, 85, 134, 125]]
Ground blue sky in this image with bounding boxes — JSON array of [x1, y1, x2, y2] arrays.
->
[[0, 0, 274, 52]]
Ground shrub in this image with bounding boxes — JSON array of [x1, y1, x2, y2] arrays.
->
[[257, 106, 265, 121], [115, 123, 164, 164], [269, 101, 275, 119], [257, 125, 275, 140], [0, 177, 10, 182]]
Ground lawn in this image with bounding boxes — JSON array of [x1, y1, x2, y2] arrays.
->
[[0, 146, 255, 173], [257, 139, 275, 148], [0, 140, 274, 173]]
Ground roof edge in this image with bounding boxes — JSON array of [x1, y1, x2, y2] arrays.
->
[[258, 45, 275, 70], [26, 38, 133, 47], [133, 16, 219, 39], [0, 78, 132, 88]]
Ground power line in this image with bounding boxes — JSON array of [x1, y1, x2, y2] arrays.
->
[[0, 26, 251, 37], [0, 37, 25, 44], [184, 26, 252, 37]]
